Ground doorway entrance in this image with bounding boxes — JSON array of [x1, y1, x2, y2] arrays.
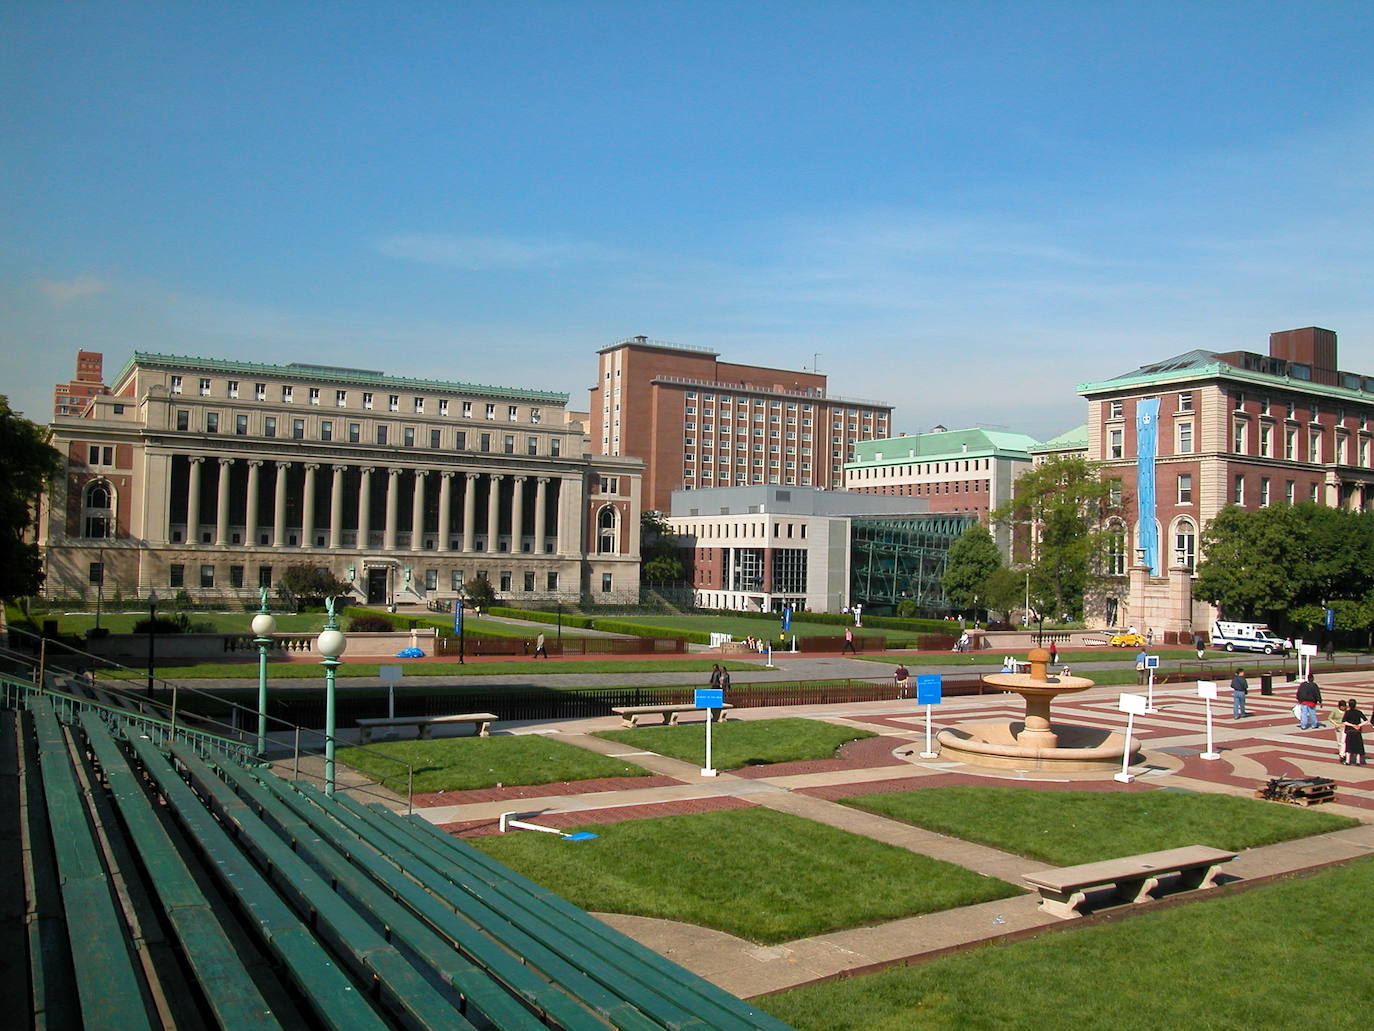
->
[[366, 568, 389, 605]]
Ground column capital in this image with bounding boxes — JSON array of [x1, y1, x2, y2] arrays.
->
[[359, 466, 375, 475], [188, 456, 205, 465], [413, 468, 429, 478], [332, 463, 349, 473], [247, 459, 264, 469], [537, 476, 551, 484], [513, 474, 528, 483], [441, 470, 457, 479], [488, 473, 504, 482], [218, 457, 235, 466], [275, 460, 292, 470], [466, 471, 480, 481], [388, 467, 402, 478], [304, 463, 321, 472]]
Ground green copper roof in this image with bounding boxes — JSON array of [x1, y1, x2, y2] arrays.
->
[[115, 352, 569, 404], [1029, 423, 1089, 452], [849, 428, 1038, 466], [1076, 348, 1374, 404]]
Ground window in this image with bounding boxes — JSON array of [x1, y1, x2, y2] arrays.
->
[[1285, 428, 1297, 460], [1233, 475, 1244, 505], [530, 407, 541, 424], [455, 431, 466, 449], [450, 570, 463, 590], [1308, 430, 1322, 463], [1232, 421, 1246, 453], [227, 380, 239, 398], [430, 429, 441, 448], [236, 414, 248, 435], [523, 571, 535, 592], [1310, 482, 1320, 502], [1234, 391, 1245, 411], [503, 434, 515, 454], [424, 569, 438, 590], [1107, 525, 1127, 575], [1178, 392, 1193, 412], [414, 397, 424, 414], [483, 403, 496, 420], [462, 401, 472, 417], [1287, 400, 1297, 419], [170, 563, 185, 588], [292, 418, 305, 439], [363, 392, 374, 410], [230, 565, 244, 588], [547, 571, 558, 591], [1177, 474, 1193, 504], [82, 481, 113, 538], [551, 438, 561, 457], [309, 387, 320, 405], [336, 389, 347, 407], [388, 394, 399, 412], [171, 375, 183, 394], [376, 425, 389, 445], [598, 506, 617, 553], [1175, 421, 1192, 454], [200, 564, 215, 588], [176, 409, 190, 431], [527, 435, 538, 455], [199, 377, 211, 396], [1259, 424, 1272, 457], [403, 427, 415, 447], [499, 571, 512, 592], [1286, 480, 1295, 505], [265, 416, 277, 437], [1109, 400, 1123, 419], [508, 405, 518, 421], [602, 476, 620, 494], [321, 420, 333, 441], [439, 399, 449, 417], [1260, 477, 1270, 507], [1175, 524, 1197, 570], [601, 572, 613, 594], [281, 385, 294, 403], [1108, 428, 1123, 460], [206, 412, 219, 433], [349, 422, 361, 443], [255, 383, 267, 401], [480, 432, 491, 452]]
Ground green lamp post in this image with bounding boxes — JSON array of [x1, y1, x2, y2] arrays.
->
[[316, 600, 347, 795], [251, 588, 277, 756]]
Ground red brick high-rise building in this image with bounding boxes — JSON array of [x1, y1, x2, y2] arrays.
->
[[590, 336, 894, 513], [53, 350, 109, 417]]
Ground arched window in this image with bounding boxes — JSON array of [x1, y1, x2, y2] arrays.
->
[[597, 506, 618, 554], [1106, 520, 1127, 576], [1172, 518, 1197, 571], [83, 480, 114, 539]]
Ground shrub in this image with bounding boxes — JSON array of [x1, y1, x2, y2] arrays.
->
[[348, 614, 394, 633]]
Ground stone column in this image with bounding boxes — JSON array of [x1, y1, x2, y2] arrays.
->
[[329, 465, 345, 549], [272, 462, 291, 547], [214, 458, 234, 546], [384, 468, 401, 550], [486, 474, 503, 552], [186, 457, 204, 544], [301, 464, 319, 547], [462, 472, 478, 553], [534, 477, 549, 555], [411, 470, 428, 550], [437, 472, 454, 552], [244, 460, 262, 547], [357, 467, 373, 548], [510, 475, 527, 554], [556, 476, 580, 555]]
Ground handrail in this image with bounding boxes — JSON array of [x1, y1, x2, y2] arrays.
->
[[0, 625, 415, 814]]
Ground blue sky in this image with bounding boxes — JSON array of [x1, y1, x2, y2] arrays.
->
[[5, 2, 1373, 439]]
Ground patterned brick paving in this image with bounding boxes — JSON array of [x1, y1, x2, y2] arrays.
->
[[797, 771, 1156, 802], [413, 773, 682, 808], [443, 794, 755, 838]]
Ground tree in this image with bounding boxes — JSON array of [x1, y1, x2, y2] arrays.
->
[[278, 565, 353, 610], [991, 456, 1119, 623], [942, 525, 1001, 613], [462, 574, 497, 612], [640, 509, 684, 582], [982, 565, 1028, 624], [0, 397, 63, 601]]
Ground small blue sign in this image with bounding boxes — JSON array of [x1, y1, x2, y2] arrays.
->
[[695, 689, 725, 709], [1145, 655, 1160, 669], [916, 674, 943, 705]]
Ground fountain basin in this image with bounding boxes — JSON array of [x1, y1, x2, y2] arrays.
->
[[936, 720, 1132, 771]]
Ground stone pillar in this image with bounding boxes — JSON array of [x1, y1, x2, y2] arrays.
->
[[486, 474, 503, 553], [534, 477, 549, 555], [244, 460, 263, 547], [272, 462, 291, 547], [329, 465, 345, 549], [510, 475, 527, 554], [186, 457, 204, 544], [437, 472, 454, 552], [556, 476, 580, 555], [411, 470, 428, 550], [214, 458, 234, 546], [384, 468, 401, 550], [462, 472, 478, 553], [301, 464, 319, 547], [357, 467, 374, 548]]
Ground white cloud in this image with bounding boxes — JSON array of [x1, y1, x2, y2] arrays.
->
[[375, 232, 620, 270], [35, 275, 109, 303]]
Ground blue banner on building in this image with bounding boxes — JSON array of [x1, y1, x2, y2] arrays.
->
[[1136, 397, 1160, 574]]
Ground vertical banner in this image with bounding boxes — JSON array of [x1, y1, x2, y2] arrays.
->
[[781, 604, 792, 633], [1136, 397, 1160, 575], [453, 598, 465, 636]]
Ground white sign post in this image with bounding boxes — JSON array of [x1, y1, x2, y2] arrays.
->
[[695, 688, 723, 777], [1197, 680, 1220, 760], [1299, 642, 1317, 681], [378, 664, 404, 720], [916, 675, 942, 758], [1116, 692, 1149, 783], [1145, 655, 1161, 712]]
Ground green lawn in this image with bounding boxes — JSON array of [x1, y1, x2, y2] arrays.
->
[[761, 855, 1374, 1031], [11, 607, 523, 638], [844, 786, 1358, 866], [851, 647, 1201, 665], [602, 613, 927, 647], [104, 657, 762, 680], [335, 734, 653, 794], [474, 807, 1020, 944], [592, 717, 875, 769]]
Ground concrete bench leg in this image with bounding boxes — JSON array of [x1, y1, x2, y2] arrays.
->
[[1116, 876, 1161, 905], [621, 715, 639, 729], [359, 727, 373, 745], [1177, 863, 1225, 891], [1037, 890, 1086, 920], [476, 721, 490, 737], [418, 724, 434, 740], [665, 712, 679, 726]]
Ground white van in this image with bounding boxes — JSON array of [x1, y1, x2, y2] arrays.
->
[[1210, 621, 1289, 655]]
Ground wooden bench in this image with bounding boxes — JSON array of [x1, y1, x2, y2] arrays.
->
[[1023, 845, 1238, 919], [355, 712, 498, 744], [610, 703, 733, 729]]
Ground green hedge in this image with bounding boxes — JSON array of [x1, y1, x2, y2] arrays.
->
[[587, 618, 702, 644], [696, 607, 955, 635], [489, 605, 598, 630]]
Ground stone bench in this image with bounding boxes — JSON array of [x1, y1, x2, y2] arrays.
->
[[1023, 845, 1238, 919], [355, 712, 498, 744], [610, 703, 733, 729]]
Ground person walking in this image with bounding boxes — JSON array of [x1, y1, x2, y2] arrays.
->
[[1195, 634, 1206, 661], [1230, 668, 1249, 719], [1341, 699, 1368, 765], [893, 663, 911, 697], [1145, 628, 1154, 647], [709, 664, 723, 690], [1295, 676, 1322, 729], [533, 632, 548, 658], [1048, 640, 1058, 666], [1135, 648, 1149, 686], [841, 626, 857, 654], [1332, 700, 1350, 763], [719, 666, 732, 695]]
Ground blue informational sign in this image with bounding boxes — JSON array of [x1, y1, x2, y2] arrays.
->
[[1136, 397, 1161, 575], [781, 605, 792, 632], [695, 689, 725, 709], [1325, 607, 1336, 631], [1145, 655, 1160, 669], [453, 599, 464, 636], [916, 674, 943, 705]]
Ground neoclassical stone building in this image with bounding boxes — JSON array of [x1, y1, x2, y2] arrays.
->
[[40, 352, 643, 606]]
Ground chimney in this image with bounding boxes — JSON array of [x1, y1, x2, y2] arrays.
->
[[1270, 327, 1338, 386]]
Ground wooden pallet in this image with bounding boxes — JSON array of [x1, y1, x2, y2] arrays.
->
[[1255, 776, 1337, 806]]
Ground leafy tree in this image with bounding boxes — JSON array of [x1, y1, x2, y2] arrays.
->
[[0, 397, 64, 601], [942, 525, 1001, 612], [462, 574, 497, 612], [982, 565, 1028, 624], [278, 565, 353, 610], [991, 456, 1119, 622], [640, 509, 684, 581]]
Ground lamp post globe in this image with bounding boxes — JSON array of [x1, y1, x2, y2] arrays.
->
[[317, 620, 347, 796], [252, 612, 278, 638], [253, 606, 278, 757], [317, 628, 347, 660]]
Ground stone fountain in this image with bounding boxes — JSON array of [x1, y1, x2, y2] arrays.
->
[[934, 648, 1130, 771]]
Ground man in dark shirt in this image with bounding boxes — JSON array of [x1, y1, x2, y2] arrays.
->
[[1230, 668, 1249, 719], [1296, 677, 1323, 729]]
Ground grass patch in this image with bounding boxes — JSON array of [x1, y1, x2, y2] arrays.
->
[[592, 717, 875, 769], [597, 613, 925, 647], [474, 807, 1020, 944], [335, 735, 653, 794], [104, 658, 762, 680], [761, 854, 1374, 1031], [844, 786, 1358, 866]]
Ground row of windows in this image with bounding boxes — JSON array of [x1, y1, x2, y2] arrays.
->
[[1105, 521, 1197, 575], [1232, 476, 1322, 507], [679, 522, 810, 540], [164, 563, 565, 593], [851, 458, 991, 478], [168, 376, 544, 423], [1108, 418, 1373, 467], [1106, 393, 1372, 433], [173, 409, 563, 456]]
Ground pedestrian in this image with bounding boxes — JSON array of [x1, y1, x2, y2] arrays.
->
[[709, 663, 722, 690], [1332, 700, 1350, 763], [1195, 633, 1206, 661], [893, 663, 910, 696], [1145, 628, 1154, 647], [1342, 699, 1368, 765], [533, 632, 548, 658], [1135, 648, 1149, 686], [841, 626, 857, 654], [719, 666, 731, 695], [1048, 640, 1058, 666], [1325, 638, 1336, 662], [1230, 667, 1249, 719], [1295, 676, 1322, 729]]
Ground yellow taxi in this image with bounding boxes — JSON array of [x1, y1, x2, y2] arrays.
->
[[1108, 632, 1146, 648]]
